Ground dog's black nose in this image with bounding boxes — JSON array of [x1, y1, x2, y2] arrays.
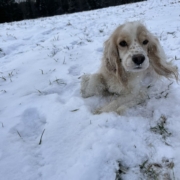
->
[[132, 54, 145, 65]]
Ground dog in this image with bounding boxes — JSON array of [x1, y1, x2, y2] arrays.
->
[[81, 21, 178, 114]]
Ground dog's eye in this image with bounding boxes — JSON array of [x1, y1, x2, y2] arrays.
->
[[143, 40, 149, 45], [119, 40, 128, 47]]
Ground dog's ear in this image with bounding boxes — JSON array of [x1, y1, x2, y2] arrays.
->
[[103, 38, 128, 86], [148, 35, 178, 81]]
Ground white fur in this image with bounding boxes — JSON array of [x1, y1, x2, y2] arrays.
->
[[81, 21, 178, 114]]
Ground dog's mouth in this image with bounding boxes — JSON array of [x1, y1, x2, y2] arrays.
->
[[125, 59, 149, 72], [125, 65, 144, 72], [134, 65, 143, 70], [131, 64, 148, 72]]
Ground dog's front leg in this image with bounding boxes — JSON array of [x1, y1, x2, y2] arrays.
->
[[81, 73, 106, 98], [95, 93, 145, 115]]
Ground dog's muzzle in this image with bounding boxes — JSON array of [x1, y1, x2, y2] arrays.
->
[[132, 54, 145, 66]]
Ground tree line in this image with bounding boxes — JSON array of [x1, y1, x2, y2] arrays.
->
[[0, 0, 146, 23]]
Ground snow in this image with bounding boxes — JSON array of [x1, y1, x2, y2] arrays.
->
[[1, 0, 180, 179]]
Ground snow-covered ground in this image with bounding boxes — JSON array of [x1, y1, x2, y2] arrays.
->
[[1, 0, 180, 179]]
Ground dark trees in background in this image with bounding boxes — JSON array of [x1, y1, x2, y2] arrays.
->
[[19, 0, 38, 19], [0, 0, 146, 23], [0, 0, 23, 23], [68, 0, 77, 13]]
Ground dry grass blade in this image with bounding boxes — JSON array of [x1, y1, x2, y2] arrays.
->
[[1, 122, 4, 128], [39, 129, 45, 145], [71, 109, 79, 112]]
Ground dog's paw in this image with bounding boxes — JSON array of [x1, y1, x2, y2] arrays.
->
[[93, 106, 115, 115], [93, 108, 103, 115], [81, 74, 90, 98], [93, 105, 127, 115], [116, 105, 127, 115]]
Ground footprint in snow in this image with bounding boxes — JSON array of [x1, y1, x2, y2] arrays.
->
[[0, 49, 5, 58], [68, 65, 81, 76], [10, 108, 46, 141], [42, 29, 54, 35], [96, 47, 103, 53]]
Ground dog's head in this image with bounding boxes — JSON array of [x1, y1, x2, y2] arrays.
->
[[116, 22, 149, 72], [104, 21, 178, 86]]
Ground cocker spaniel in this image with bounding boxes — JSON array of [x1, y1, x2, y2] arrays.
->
[[81, 21, 178, 114]]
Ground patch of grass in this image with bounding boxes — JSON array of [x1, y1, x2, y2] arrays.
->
[[8, 71, 14, 82], [6, 32, 17, 39], [151, 82, 173, 99], [0, 70, 16, 82], [140, 160, 160, 180], [140, 158, 175, 180], [48, 47, 60, 57], [150, 115, 172, 139], [0, 76, 6, 81], [53, 77, 66, 85], [48, 77, 66, 86], [52, 35, 59, 41], [115, 161, 128, 180]]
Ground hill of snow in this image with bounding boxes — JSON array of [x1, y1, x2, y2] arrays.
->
[[0, 0, 180, 179]]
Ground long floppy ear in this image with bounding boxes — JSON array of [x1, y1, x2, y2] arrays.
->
[[103, 38, 128, 87], [148, 35, 178, 81]]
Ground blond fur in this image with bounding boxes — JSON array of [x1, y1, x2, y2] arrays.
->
[[81, 21, 178, 114]]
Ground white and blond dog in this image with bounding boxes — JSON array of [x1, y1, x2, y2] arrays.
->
[[81, 21, 178, 114]]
